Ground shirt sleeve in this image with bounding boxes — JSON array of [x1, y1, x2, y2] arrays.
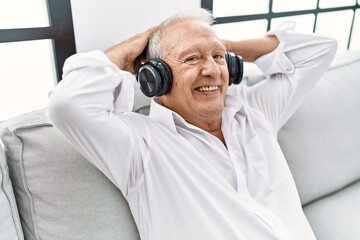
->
[[48, 50, 139, 196], [245, 21, 338, 131]]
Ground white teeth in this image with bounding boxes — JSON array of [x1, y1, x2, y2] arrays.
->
[[197, 86, 219, 92]]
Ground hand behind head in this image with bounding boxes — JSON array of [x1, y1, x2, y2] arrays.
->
[[105, 26, 158, 74]]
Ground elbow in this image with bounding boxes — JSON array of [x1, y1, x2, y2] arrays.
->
[[313, 37, 338, 68], [48, 88, 77, 129], [325, 37, 338, 59]]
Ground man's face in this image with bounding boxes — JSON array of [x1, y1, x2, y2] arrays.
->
[[160, 19, 229, 122]]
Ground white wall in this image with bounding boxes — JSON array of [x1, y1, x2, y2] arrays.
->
[[70, 0, 201, 53]]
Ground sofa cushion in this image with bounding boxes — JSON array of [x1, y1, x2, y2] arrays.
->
[[1, 109, 139, 240], [278, 50, 360, 205], [0, 140, 24, 240], [303, 180, 360, 240]]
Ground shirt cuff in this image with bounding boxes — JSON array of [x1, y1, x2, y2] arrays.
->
[[254, 21, 296, 76]]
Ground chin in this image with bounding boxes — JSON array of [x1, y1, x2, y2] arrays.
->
[[201, 103, 224, 116]]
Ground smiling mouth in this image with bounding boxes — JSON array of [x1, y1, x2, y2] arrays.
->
[[195, 85, 219, 92]]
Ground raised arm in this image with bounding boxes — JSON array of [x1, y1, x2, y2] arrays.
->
[[224, 22, 338, 131], [48, 27, 156, 196], [222, 36, 280, 62], [105, 26, 157, 73]]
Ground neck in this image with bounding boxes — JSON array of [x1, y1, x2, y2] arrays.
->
[[208, 127, 226, 147], [156, 98, 226, 146], [186, 115, 226, 147]]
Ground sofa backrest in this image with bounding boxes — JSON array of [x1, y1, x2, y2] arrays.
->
[[0, 110, 140, 240], [278, 50, 360, 205]]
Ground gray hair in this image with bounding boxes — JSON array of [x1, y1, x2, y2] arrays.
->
[[147, 8, 214, 59]]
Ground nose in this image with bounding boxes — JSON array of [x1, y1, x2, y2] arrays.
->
[[201, 57, 221, 78]]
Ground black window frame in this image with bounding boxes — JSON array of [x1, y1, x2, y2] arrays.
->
[[0, 0, 76, 83], [202, 0, 360, 50]]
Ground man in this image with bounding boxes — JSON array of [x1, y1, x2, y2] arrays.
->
[[49, 8, 337, 240]]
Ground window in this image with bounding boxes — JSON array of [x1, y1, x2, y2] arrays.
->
[[0, 0, 76, 121], [0, 0, 50, 29], [213, 0, 269, 17], [272, 0, 317, 13], [202, 0, 360, 51], [213, 20, 268, 40]]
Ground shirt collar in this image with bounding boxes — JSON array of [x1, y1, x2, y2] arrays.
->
[[149, 98, 178, 133], [223, 93, 244, 120], [148, 94, 244, 133]]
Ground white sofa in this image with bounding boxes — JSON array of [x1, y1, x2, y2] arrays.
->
[[1, 50, 360, 240]]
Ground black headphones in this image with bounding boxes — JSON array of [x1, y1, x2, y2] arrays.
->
[[136, 51, 243, 97]]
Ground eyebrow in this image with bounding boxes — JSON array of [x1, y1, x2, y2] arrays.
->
[[178, 43, 226, 58]]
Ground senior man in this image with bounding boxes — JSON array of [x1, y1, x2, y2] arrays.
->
[[49, 8, 337, 240]]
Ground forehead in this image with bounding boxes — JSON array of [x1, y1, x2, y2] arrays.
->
[[162, 19, 223, 55]]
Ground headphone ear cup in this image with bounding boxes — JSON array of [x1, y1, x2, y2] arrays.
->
[[225, 51, 244, 85], [136, 58, 173, 97]]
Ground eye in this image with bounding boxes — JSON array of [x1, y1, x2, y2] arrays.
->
[[185, 55, 201, 64], [213, 53, 225, 62]]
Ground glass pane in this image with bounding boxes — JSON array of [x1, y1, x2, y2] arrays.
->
[[271, 14, 315, 33], [0, 39, 57, 121], [213, 20, 268, 40], [273, 0, 317, 12], [213, 0, 269, 17], [319, 0, 356, 8], [315, 10, 353, 52], [350, 9, 360, 50], [0, 0, 49, 29]]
